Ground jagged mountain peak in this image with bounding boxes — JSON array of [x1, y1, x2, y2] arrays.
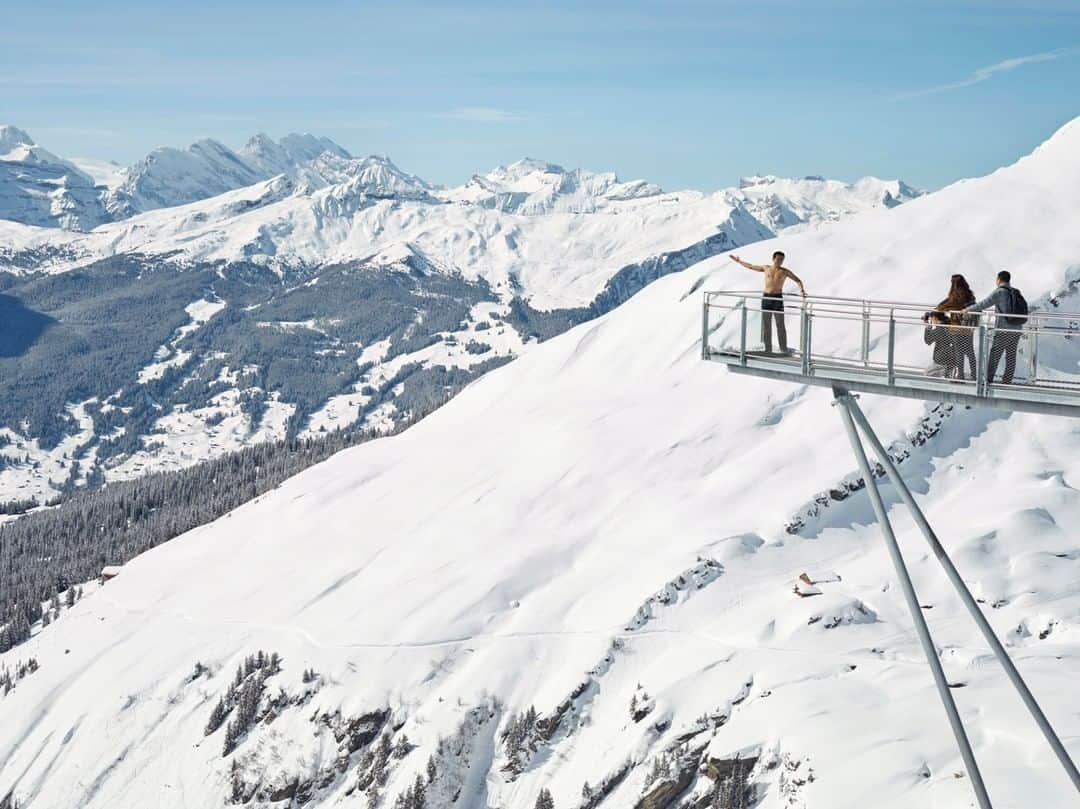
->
[[500, 157, 569, 176], [278, 132, 351, 161], [0, 125, 107, 230], [241, 131, 352, 178], [0, 124, 35, 155], [443, 157, 665, 214]]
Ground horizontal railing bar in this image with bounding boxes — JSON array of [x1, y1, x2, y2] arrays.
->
[[704, 290, 1080, 324]]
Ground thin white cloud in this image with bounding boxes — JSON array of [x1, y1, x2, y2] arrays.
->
[[441, 107, 525, 123], [896, 49, 1069, 100]]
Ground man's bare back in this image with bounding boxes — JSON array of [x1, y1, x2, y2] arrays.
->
[[729, 252, 806, 296]]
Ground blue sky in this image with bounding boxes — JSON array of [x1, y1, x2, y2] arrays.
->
[[3, 0, 1078, 191]]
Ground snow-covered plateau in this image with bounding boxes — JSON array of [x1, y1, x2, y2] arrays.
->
[[2, 119, 1080, 808], [0, 125, 920, 504]]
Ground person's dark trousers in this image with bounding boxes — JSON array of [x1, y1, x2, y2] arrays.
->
[[954, 332, 976, 380], [761, 294, 787, 353], [987, 329, 1021, 384]]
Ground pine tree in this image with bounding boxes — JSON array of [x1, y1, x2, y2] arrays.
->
[[223, 722, 238, 756], [535, 787, 555, 809], [206, 698, 228, 735], [229, 760, 245, 803], [426, 755, 437, 783], [411, 773, 426, 808]]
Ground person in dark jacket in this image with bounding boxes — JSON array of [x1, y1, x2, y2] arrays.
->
[[965, 270, 1024, 384], [934, 274, 976, 380], [922, 310, 958, 377]]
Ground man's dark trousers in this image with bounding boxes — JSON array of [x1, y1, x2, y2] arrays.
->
[[987, 329, 1021, 384], [761, 294, 787, 353]]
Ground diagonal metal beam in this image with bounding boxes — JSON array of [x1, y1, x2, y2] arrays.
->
[[834, 389, 994, 809], [844, 392, 1080, 793]]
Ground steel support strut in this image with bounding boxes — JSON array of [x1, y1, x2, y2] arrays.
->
[[842, 393, 1080, 793], [833, 390, 994, 809]]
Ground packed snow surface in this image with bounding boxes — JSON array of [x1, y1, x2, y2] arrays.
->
[[3, 119, 1080, 808]]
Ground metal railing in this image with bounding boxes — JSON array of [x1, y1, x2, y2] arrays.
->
[[702, 291, 1080, 404], [699, 289, 1080, 412]]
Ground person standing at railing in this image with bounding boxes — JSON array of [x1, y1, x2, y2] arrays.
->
[[923, 311, 959, 377], [729, 251, 807, 355], [933, 274, 977, 380], [964, 270, 1029, 384]]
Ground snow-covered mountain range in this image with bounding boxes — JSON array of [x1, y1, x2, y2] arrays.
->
[[0, 126, 919, 308], [0, 126, 921, 505], [1, 117, 1079, 809]]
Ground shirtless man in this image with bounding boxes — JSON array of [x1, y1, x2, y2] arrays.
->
[[729, 251, 807, 354]]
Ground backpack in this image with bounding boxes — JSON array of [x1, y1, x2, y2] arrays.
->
[[1001, 286, 1029, 328]]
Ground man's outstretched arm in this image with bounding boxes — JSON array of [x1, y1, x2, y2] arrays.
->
[[729, 254, 766, 272], [965, 287, 1006, 312], [784, 268, 807, 296]]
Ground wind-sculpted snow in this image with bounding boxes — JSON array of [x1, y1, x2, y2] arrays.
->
[[3, 119, 1080, 809]]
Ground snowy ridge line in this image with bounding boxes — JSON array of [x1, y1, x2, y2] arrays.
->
[[624, 558, 724, 631], [784, 402, 959, 534]]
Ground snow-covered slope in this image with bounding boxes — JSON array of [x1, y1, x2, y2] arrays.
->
[[733, 174, 921, 232], [2, 120, 1079, 809], [104, 138, 269, 218], [0, 125, 109, 231]]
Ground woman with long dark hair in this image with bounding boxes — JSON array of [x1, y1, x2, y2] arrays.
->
[[936, 274, 977, 379]]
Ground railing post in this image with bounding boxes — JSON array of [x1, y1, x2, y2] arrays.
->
[[861, 301, 870, 367], [739, 299, 748, 366], [976, 319, 988, 396], [1028, 325, 1039, 383], [701, 295, 710, 359], [886, 310, 896, 386], [802, 303, 812, 376]]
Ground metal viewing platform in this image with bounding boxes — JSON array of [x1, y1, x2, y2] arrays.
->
[[701, 290, 1080, 808], [702, 291, 1080, 417]]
